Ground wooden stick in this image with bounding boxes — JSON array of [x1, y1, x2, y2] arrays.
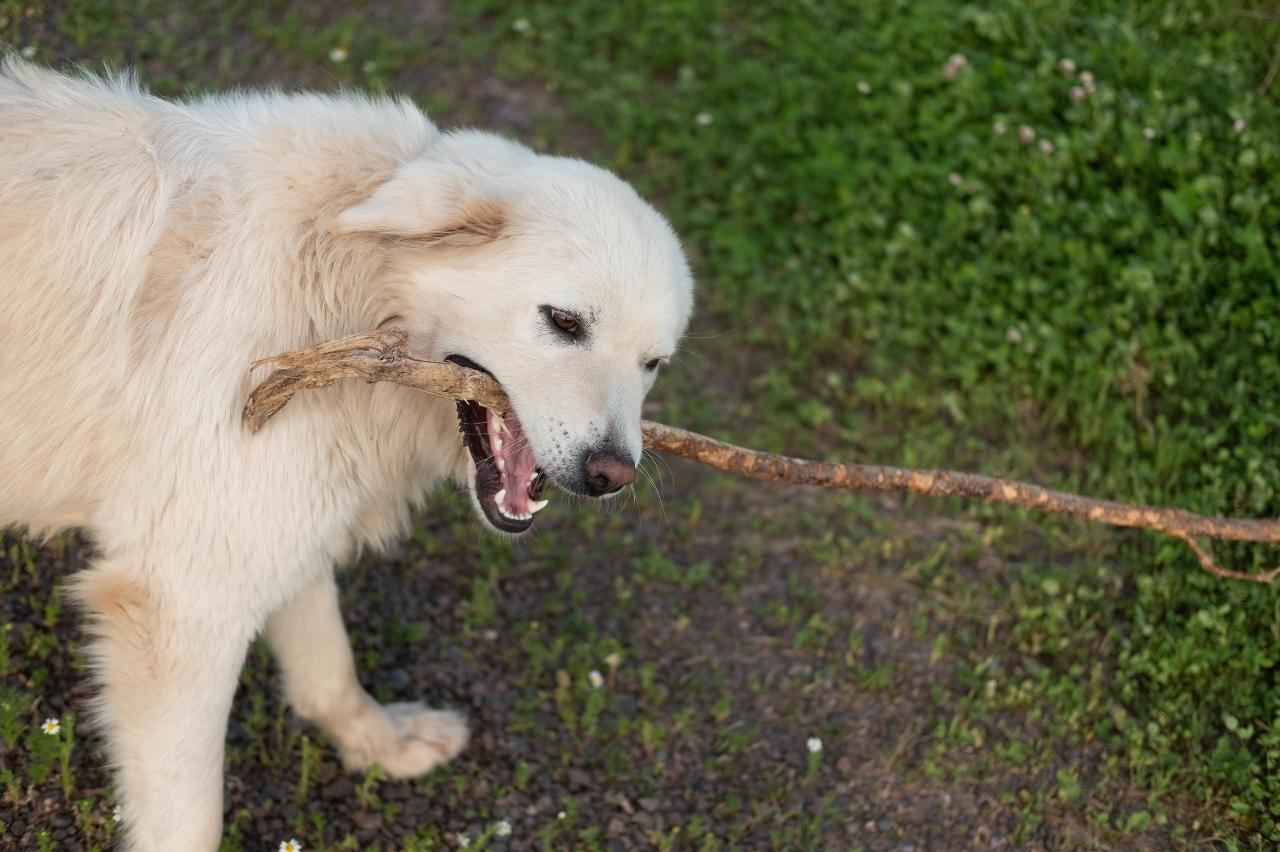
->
[[243, 329, 1280, 584], [244, 329, 508, 430]]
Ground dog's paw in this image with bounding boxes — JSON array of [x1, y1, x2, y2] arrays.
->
[[337, 701, 469, 779]]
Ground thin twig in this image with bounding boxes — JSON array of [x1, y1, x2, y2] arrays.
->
[[243, 329, 1280, 584], [1258, 46, 1280, 96]]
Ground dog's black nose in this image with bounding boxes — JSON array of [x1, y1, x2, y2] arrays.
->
[[583, 450, 636, 496]]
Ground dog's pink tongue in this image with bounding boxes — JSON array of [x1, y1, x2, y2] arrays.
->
[[487, 409, 538, 517]]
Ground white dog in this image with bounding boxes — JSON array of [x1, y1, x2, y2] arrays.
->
[[0, 59, 692, 849]]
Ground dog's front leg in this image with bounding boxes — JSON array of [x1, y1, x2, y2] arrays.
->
[[74, 560, 252, 851], [265, 575, 468, 778]]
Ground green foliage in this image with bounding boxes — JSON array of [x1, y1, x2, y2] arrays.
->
[[0, 685, 29, 748], [458, 0, 1280, 841]]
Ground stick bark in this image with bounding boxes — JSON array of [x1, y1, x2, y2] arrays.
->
[[243, 329, 1280, 584]]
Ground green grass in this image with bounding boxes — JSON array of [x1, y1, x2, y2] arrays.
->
[[458, 0, 1280, 843], [2, 0, 1280, 847]]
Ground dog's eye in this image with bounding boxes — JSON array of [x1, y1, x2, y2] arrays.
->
[[644, 358, 661, 372], [547, 307, 580, 337]]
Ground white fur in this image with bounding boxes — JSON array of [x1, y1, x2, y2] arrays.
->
[[0, 59, 692, 850]]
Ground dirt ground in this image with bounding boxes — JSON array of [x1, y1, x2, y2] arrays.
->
[[0, 470, 1181, 850]]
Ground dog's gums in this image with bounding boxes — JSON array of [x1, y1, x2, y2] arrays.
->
[[456, 399, 548, 533], [448, 356, 549, 532]]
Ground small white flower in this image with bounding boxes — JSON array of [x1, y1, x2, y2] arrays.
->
[[494, 819, 512, 837], [1018, 125, 1036, 144], [1069, 85, 1086, 103], [1080, 70, 1096, 92], [992, 120, 1007, 135], [21, 46, 36, 59], [604, 651, 621, 669], [112, 805, 123, 824], [948, 172, 962, 187], [41, 718, 60, 736], [328, 46, 348, 63], [587, 670, 604, 689], [695, 112, 713, 126], [1233, 118, 1247, 134], [557, 810, 567, 820], [361, 60, 376, 74], [278, 841, 302, 852], [806, 736, 823, 754], [942, 53, 968, 81], [1058, 58, 1076, 75], [512, 17, 531, 33], [1005, 327, 1023, 343], [1142, 126, 1155, 140], [856, 80, 871, 95], [457, 833, 471, 848], [1039, 139, 1054, 154]]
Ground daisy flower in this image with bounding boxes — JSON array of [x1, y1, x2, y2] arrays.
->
[[41, 718, 60, 736], [587, 670, 604, 689], [328, 46, 348, 63], [278, 840, 302, 852], [806, 736, 823, 754], [494, 819, 512, 837]]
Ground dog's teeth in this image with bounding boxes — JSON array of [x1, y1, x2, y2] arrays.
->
[[494, 436, 503, 453], [494, 489, 506, 508], [493, 413, 504, 434], [496, 458, 505, 472], [528, 470, 537, 482], [529, 499, 549, 514]]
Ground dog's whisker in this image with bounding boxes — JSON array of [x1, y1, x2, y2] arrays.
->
[[642, 446, 676, 494], [680, 322, 749, 340], [670, 348, 707, 367], [636, 452, 671, 529]]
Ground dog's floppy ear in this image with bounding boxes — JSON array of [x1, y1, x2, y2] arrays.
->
[[335, 160, 506, 247]]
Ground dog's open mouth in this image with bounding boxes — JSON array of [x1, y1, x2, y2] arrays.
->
[[448, 356, 548, 533]]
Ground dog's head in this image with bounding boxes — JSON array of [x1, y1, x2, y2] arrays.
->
[[336, 132, 693, 533]]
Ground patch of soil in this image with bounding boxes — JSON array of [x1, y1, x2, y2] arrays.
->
[[1, 464, 1188, 850]]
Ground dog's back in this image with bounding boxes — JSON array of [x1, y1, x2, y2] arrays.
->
[[0, 60, 175, 532]]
